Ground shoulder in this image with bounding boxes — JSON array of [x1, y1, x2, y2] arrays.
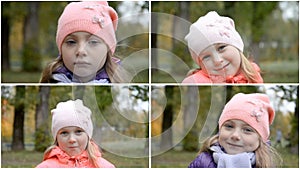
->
[[182, 70, 211, 83], [97, 157, 115, 168], [188, 152, 216, 168]]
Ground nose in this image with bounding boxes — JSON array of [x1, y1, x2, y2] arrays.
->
[[211, 50, 223, 66], [76, 42, 87, 57], [230, 129, 241, 141], [68, 133, 76, 144]]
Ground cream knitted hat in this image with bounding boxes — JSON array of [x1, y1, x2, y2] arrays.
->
[[51, 99, 93, 140], [218, 93, 275, 142], [185, 11, 244, 66]]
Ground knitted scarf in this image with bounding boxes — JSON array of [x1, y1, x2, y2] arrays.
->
[[210, 145, 256, 168]]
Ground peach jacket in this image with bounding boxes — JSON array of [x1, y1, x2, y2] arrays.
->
[[36, 146, 115, 168], [182, 62, 263, 83]]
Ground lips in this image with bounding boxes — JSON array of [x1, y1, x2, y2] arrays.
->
[[227, 142, 243, 147], [74, 61, 90, 66], [215, 63, 230, 71]]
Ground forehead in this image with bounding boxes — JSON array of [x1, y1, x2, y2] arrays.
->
[[223, 119, 249, 126], [66, 31, 102, 40], [59, 126, 83, 131]]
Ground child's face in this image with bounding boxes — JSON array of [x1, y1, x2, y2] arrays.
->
[[57, 126, 89, 157], [197, 44, 241, 79], [61, 31, 108, 82], [218, 119, 260, 154]]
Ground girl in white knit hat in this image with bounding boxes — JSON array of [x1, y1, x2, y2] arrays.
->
[[183, 11, 263, 83], [36, 99, 115, 168], [40, 1, 128, 83]]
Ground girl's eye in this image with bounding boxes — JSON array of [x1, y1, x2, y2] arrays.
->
[[88, 39, 101, 45], [65, 39, 76, 46], [243, 127, 255, 133], [75, 130, 84, 135], [217, 45, 227, 52], [60, 131, 68, 136], [223, 123, 234, 129], [201, 55, 211, 61]]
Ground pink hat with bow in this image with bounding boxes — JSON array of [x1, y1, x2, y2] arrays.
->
[[56, 1, 118, 55], [218, 93, 275, 142]]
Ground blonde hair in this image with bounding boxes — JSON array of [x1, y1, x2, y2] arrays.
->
[[43, 139, 102, 167], [239, 52, 261, 83], [39, 51, 129, 83], [198, 134, 282, 168]]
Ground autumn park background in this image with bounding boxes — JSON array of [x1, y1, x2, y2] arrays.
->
[[1, 1, 300, 168]]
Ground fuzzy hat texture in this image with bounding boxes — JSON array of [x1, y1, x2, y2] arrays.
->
[[185, 11, 244, 66], [51, 99, 93, 140], [56, 1, 118, 55], [218, 93, 275, 142]]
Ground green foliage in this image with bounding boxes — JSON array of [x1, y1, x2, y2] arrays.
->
[[22, 38, 41, 71], [182, 130, 199, 151], [34, 124, 52, 152]]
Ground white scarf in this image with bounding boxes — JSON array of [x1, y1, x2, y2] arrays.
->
[[210, 145, 256, 168]]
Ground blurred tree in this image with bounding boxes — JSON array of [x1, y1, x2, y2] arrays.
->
[[160, 86, 174, 149], [2, 2, 11, 70], [23, 2, 41, 71], [271, 85, 299, 153], [12, 86, 25, 151], [35, 86, 51, 151], [182, 86, 199, 151]]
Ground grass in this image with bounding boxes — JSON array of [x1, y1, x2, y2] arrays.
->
[[1, 150, 149, 168], [2, 70, 41, 83], [260, 60, 299, 83], [151, 147, 299, 168], [1, 146, 298, 168]]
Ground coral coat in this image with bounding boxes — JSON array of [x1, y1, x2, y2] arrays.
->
[[36, 146, 115, 168], [182, 63, 263, 83]]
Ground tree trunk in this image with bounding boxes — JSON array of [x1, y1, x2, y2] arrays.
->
[[35, 86, 51, 151], [2, 7, 10, 71], [35, 86, 50, 129], [151, 13, 158, 73], [183, 86, 199, 151], [23, 2, 41, 71], [12, 86, 25, 151], [160, 86, 174, 149]]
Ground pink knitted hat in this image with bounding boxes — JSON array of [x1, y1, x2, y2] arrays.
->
[[56, 1, 118, 55], [51, 99, 93, 140], [185, 11, 244, 66], [218, 93, 275, 142]]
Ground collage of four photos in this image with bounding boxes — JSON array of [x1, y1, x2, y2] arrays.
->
[[1, 1, 299, 168]]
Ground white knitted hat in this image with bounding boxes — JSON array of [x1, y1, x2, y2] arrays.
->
[[185, 11, 244, 65], [51, 99, 93, 140]]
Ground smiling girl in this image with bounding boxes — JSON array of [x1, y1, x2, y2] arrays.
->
[[40, 1, 128, 83], [188, 93, 282, 168], [36, 100, 115, 168], [183, 11, 263, 83]]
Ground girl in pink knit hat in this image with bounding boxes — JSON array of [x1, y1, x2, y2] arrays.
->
[[36, 100, 115, 168], [40, 1, 128, 83], [183, 11, 263, 83], [188, 93, 282, 168]]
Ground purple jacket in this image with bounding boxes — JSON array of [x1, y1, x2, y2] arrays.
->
[[188, 151, 216, 168]]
